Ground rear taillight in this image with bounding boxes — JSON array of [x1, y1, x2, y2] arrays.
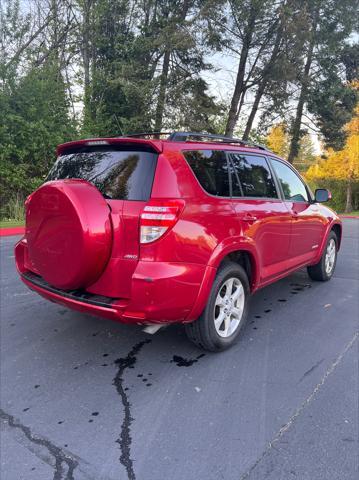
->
[[140, 200, 184, 244]]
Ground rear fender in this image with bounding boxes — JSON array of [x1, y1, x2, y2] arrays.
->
[[185, 236, 260, 322], [208, 236, 260, 288]]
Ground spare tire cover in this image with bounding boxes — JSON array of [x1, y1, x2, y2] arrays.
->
[[26, 179, 112, 290]]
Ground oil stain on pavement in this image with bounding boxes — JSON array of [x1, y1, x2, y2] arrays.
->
[[112, 340, 151, 480]]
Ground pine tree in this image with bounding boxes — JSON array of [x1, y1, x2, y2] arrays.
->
[[287, 0, 358, 162]]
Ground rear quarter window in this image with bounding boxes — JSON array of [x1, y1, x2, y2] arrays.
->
[[183, 150, 230, 196], [47, 148, 157, 201]]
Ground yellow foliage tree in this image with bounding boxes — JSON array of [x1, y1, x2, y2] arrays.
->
[[306, 101, 359, 212], [266, 123, 316, 172], [266, 123, 289, 158]]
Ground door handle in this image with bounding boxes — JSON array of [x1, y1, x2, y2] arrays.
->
[[242, 215, 257, 222]]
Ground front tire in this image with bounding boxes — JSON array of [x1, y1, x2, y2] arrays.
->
[[185, 262, 250, 352], [307, 231, 338, 281]]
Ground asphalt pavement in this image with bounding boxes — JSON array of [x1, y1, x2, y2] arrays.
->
[[1, 219, 358, 480]]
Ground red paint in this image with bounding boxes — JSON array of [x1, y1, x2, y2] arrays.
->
[[15, 136, 342, 325], [0, 226, 25, 236], [56, 137, 163, 156], [25, 180, 112, 290]]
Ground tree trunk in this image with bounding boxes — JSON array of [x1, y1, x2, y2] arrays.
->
[[233, 89, 247, 133], [225, 6, 257, 137], [345, 178, 353, 213], [225, 44, 252, 136], [154, 48, 170, 133], [65, 64, 76, 118], [225, 49, 250, 136], [153, 1, 190, 133], [82, 0, 92, 128], [288, 8, 318, 163], [243, 21, 283, 140], [52, 0, 59, 69], [243, 83, 265, 140]]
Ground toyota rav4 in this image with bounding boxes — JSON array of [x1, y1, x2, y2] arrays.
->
[[15, 132, 341, 351]]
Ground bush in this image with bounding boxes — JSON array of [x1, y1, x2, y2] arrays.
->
[[1, 194, 25, 221], [306, 178, 359, 212], [0, 193, 27, 222], [0, 159, 42, 220]]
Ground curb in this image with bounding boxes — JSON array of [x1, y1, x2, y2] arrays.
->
[[0, 227, 25, 237], [339, 215, 359, 219]]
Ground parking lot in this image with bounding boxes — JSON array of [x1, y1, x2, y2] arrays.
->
[[1, 218, 358, 480]]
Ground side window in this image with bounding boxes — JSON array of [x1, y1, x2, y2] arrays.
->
[[183, 150, 230, 196], [229, 154, 278, 198], [270, 158, 309, 202]]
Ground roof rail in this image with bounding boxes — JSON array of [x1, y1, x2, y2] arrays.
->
[[122, 132, 172, 139], [122, 131, 271, 152], [167, 131, 270, 152]]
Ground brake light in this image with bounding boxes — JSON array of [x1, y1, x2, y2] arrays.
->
[[140, 200, 184, 244]]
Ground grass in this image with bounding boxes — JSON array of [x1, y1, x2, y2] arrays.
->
[[340, 210, 359, 216], [0, 219, 25, 228]]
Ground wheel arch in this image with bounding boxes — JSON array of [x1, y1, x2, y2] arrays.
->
[[312, 220, 343, 265], [208, 237, 260, 290], [331, 222, 342, 250], [186, 239, 260, 323], [216, 249, 258, 292]]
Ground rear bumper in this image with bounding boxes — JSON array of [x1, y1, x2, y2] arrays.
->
[[15, 239, 211, 324], [21, 271, 129, 321]]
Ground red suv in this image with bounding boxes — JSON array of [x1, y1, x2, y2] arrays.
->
[[15, 132, 341, 351]]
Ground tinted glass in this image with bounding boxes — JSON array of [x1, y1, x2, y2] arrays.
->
[[270, 158, 308, 202], [184, 150, 230, 196], [47, 149, 157, 201], [229, 154, 278, 198]]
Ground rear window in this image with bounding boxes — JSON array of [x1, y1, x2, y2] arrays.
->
[[47, 148, 157, 201], [183, 150, 230, 196]]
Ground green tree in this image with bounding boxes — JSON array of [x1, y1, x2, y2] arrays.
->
[[242, 0, 306, 139], [287, 0, 358, 162], [0, 64, 76, 202], [78, 0, 222, 136], [0, 1, 76, 209], [223, 0, 280, 136]]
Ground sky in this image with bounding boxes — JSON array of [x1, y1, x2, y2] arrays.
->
[[203, 52, 323, 154]]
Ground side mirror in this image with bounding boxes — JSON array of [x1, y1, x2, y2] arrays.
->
[[315, 188, 331, 203]]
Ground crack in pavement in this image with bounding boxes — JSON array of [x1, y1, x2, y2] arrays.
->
[[0, 408, 78, 480], [239, 330, 359, 480], [113, 340, 151, 480], [298, 358, 324, 383]]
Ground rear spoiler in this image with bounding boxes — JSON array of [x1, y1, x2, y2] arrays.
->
[[57, 137, 163, 156]]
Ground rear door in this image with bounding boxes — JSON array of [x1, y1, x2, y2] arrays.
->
[[228, 152, 292, 283], [47, 145, 158, 296], [269, 157, 326, 266]]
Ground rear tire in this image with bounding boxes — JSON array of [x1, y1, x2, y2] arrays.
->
[[307, 231, 338, 282], [185, 262, 250, 352]]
